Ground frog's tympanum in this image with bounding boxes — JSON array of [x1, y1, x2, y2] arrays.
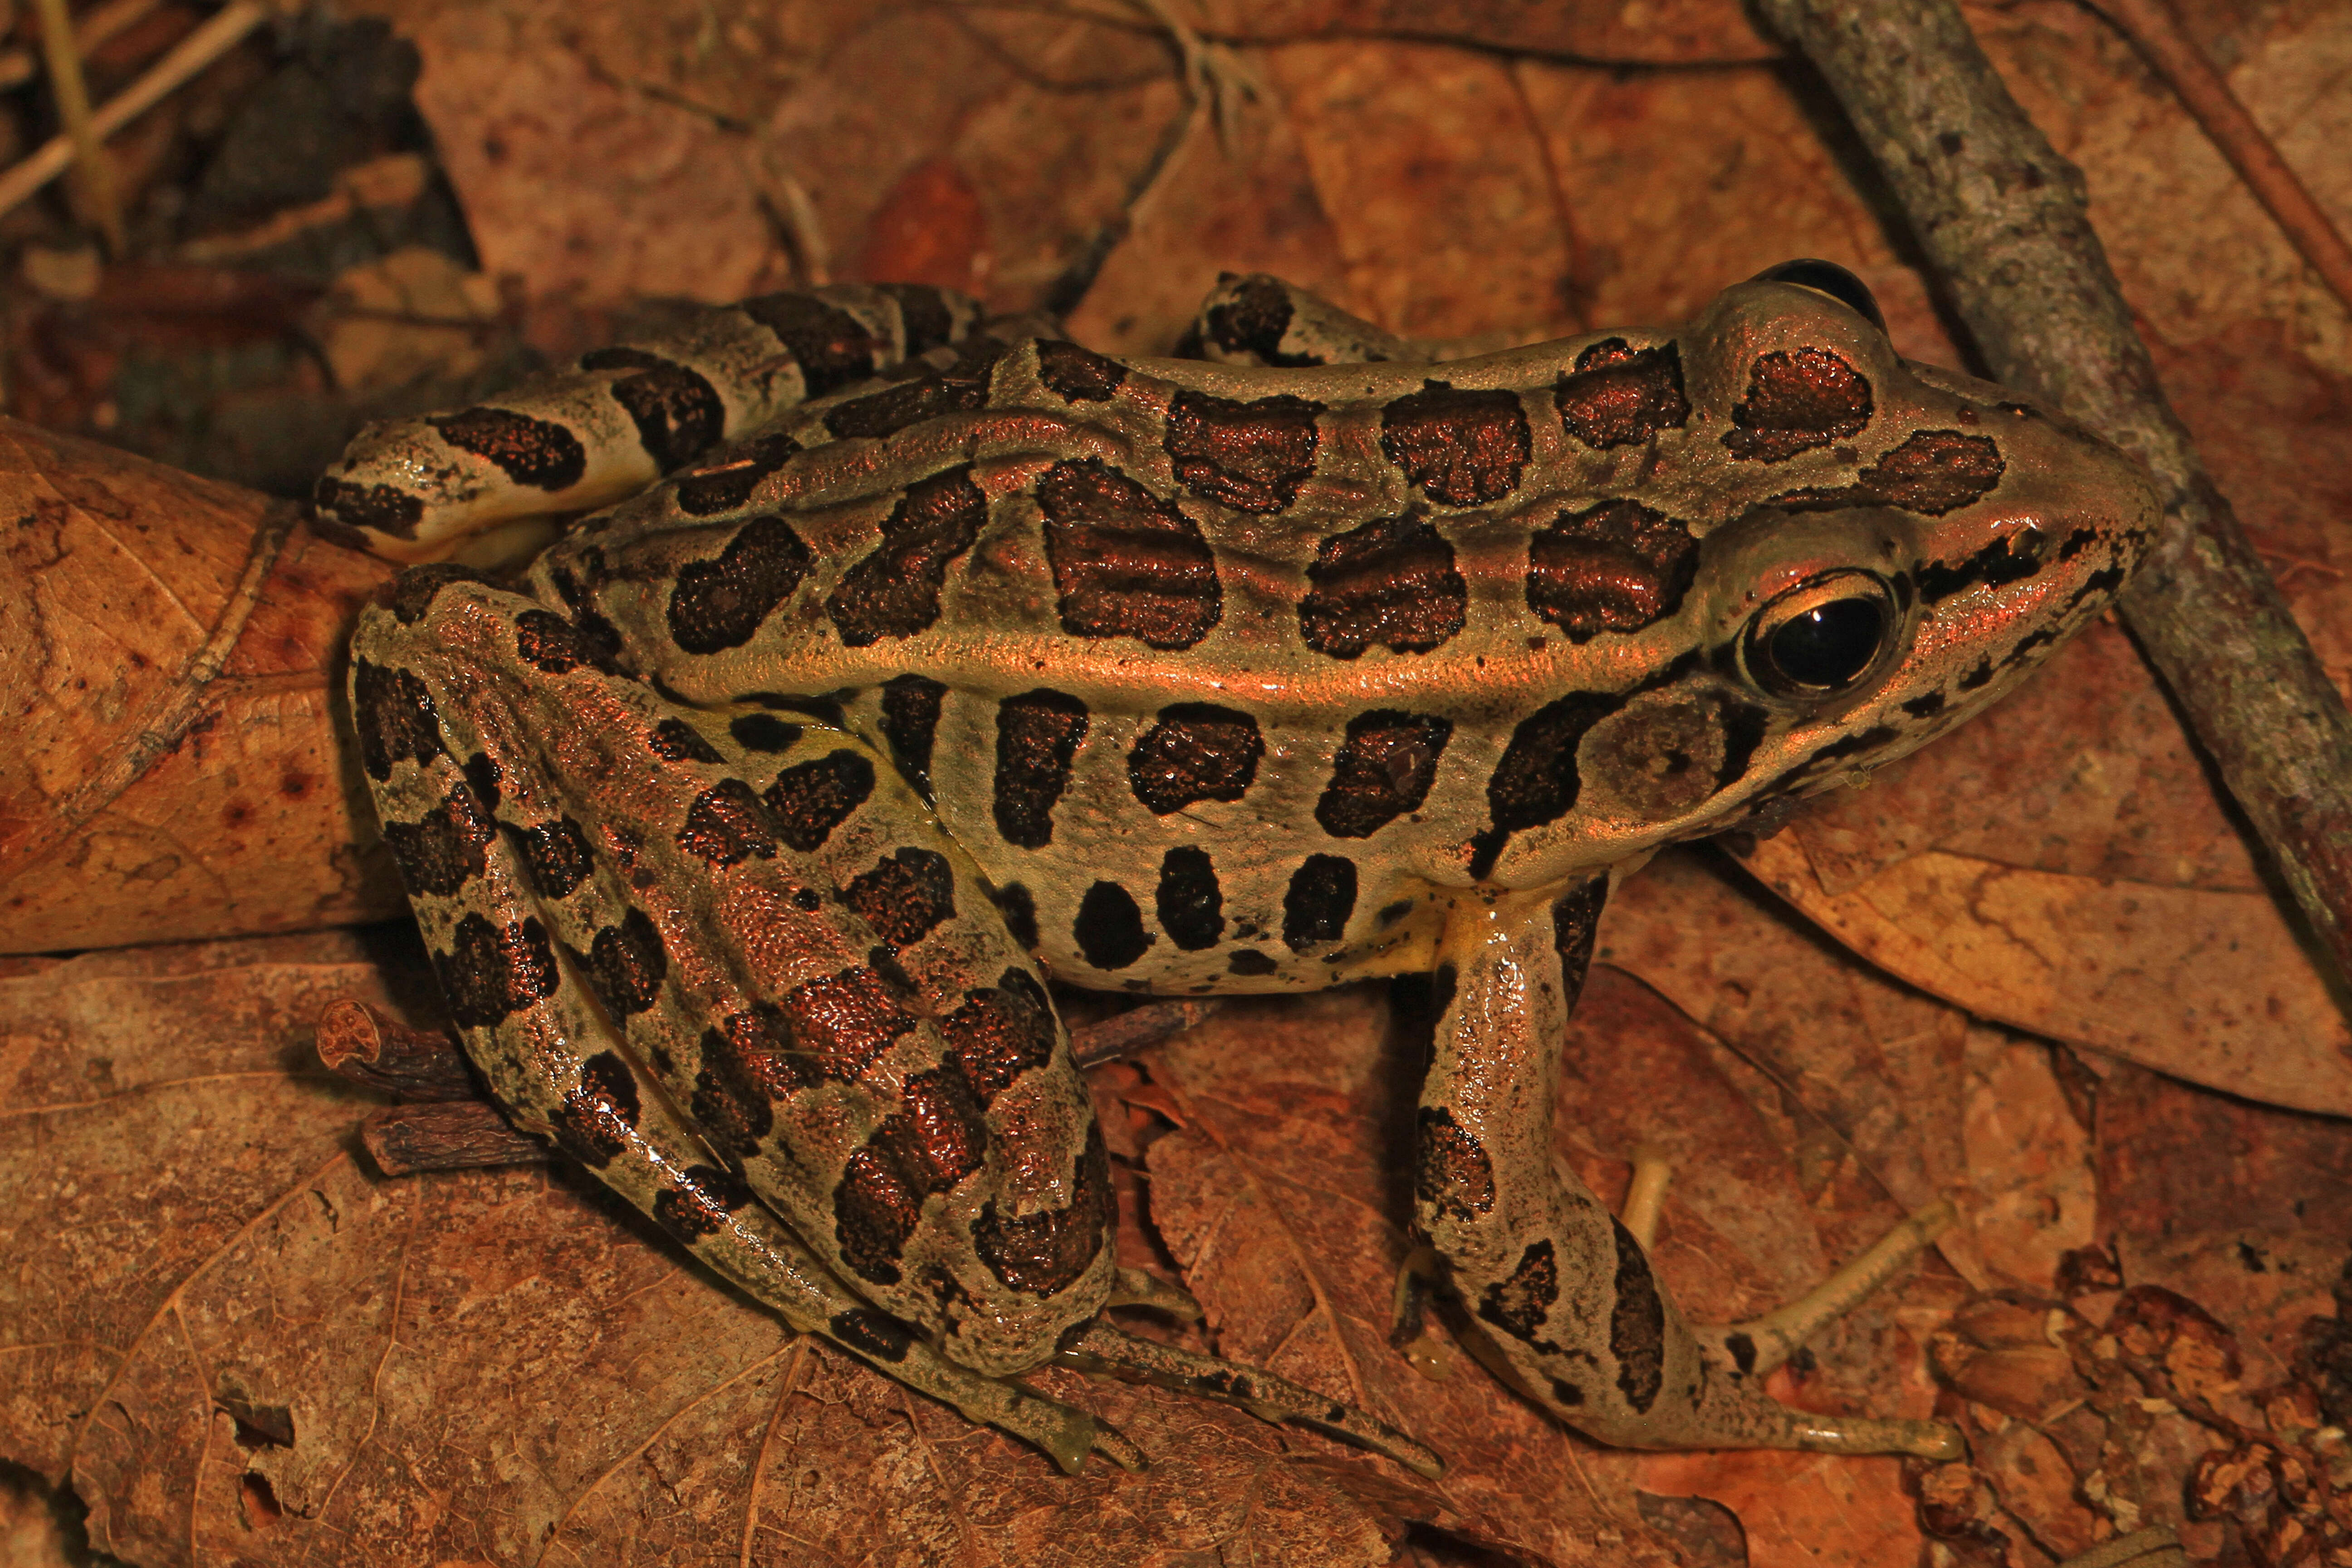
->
[[319, 263, 2158, 1475]]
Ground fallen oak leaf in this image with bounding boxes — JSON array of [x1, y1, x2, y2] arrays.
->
[[1735, 831, 2352, 1118], [0, 417, 403, 955]]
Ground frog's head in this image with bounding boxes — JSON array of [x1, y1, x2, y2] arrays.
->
[[1479, 261, 2161, 882]]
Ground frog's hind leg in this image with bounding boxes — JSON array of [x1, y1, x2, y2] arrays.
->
[[1413, 880, 1961, 1459], [349, 572, 1135, 1473], [316, 282, 985, 562], [1058, 1322, 1445, 1478]]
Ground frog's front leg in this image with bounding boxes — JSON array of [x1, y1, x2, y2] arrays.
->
[[1416, 882, 1961, 1457]]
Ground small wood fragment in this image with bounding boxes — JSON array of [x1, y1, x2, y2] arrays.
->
[[30, 0, 123, 255], [0, 0, 164, 92], [1068, 998, 1225, 1068], [362, 1100, 550, 1176], [0, 0, 269, 224], [314, 998, 478, 1101], [1619, 1143, 1671, 1252]]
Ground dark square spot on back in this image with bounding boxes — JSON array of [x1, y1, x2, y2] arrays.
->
[[1036, 339, 1127, 402], [1527, 500, 1700, 642], [1722, 348, 1872, 463], [1298, 513, 1466, 658], [1553, 339, 1691, 450], [824, 467, 989, 646], [1035, 459, 1221, 650], [1379, 383, 1529, 506], [1164, 387, 1324, 514], [666, 515, 815, 654]]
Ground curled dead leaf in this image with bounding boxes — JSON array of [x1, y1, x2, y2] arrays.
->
[[0, 419, 403, 954]]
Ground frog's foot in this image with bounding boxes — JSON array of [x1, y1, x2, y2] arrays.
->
[[1417, 885, 1965, 1460], [1386, 1244, 1454, 1380], [1697, 1200, 1957, 1381], [1056, 1320, 1445, 1478], [1108, 1266, 1203, 1320], [886, 1337, 1147, 1475]]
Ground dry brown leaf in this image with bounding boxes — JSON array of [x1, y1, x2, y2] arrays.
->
[[0, 420, 402, 955], [1141, 986, 1681, 1568], [1737, 828, 2352, 1117], [406, 9, 794, 309], [2096, 1058, 2352, 1382], [1603, 853, 1986, 1273], [15, 0, 2352, 1562], [2, 933, 1488, 1568]]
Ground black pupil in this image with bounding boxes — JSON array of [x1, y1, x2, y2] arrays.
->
[[1769, 598, 1885, 688]]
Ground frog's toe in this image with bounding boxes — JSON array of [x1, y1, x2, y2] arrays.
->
[[1058, 1320, 1444, 1479], [1108, 1266, 1202, 1320], [949, 1382, 1144, 1475], [1752, 1411, 1963, 1462]]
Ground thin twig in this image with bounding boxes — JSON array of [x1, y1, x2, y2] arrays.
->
[[0, 0, 162, 92], [1755, 0, 2352, 992], [2051, 1525, 2187, 1568], [0, 0, 268, 225], [31, 0, 123, 254], [2098, 0, 2352, 316]]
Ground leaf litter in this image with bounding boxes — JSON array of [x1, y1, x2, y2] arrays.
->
[[0, 0, 2348, 1563]]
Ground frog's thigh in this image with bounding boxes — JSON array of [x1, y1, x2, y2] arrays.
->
[[369, 916, 1109, 1466], [1416, 883, 1956, 1456], [349, 574, 1113, 1381]]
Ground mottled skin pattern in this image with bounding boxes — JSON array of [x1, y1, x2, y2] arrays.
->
[[333, 267, 2159, 1470]]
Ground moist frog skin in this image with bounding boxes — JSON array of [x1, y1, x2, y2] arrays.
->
[[323, 263, 2159, 1473]]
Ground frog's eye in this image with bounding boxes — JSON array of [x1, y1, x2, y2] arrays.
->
[[1749, 259, 1886, 333], [1743, 570, 1899, 697]]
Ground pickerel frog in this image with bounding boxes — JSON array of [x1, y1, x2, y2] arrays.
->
[[322, 261, 2157, 1474]]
